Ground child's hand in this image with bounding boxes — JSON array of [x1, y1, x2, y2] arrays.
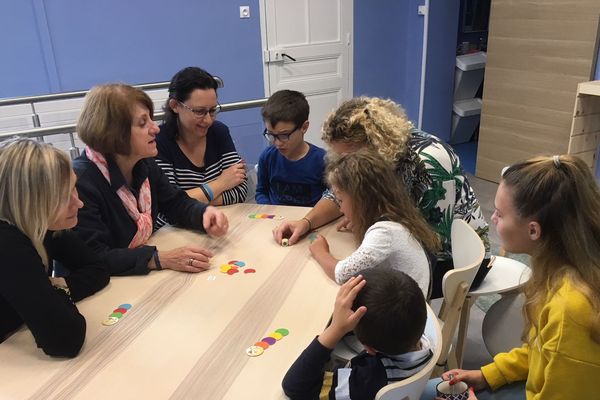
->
[[441, 369, 489, 392], [309, 234, 329, 256], [318, 275, 367, 349], [336, 216, 353, 232]]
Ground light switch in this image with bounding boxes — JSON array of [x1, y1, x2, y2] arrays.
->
[[240, 6, 250, 19]]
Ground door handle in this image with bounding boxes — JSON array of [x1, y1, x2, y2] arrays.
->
[[281, 53, 296, 62]]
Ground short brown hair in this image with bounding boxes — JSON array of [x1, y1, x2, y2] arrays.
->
[[261, 90, 309, 127], [77, 84, 154, 155], [353, 268, 426, 354]]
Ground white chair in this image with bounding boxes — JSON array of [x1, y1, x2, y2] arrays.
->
[[454, 256, 530, 366], [376, 305, 443, 400], [432, 219, 485, 376], [244, 163, 258, 203]]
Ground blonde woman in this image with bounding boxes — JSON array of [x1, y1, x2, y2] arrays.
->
[[273, 97, 489, 297], [73, 84, 228, 276], [429, 155, 600, 399], [309, 149, 439, 296], [0, 138, 109, 357]]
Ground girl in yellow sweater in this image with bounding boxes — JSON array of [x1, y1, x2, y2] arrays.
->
[[437, 155, 600, 399]]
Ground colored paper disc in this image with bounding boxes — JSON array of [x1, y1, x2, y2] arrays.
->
[[255, 341, 270, 350], [261, 337, 277, 345], [244, 268, 256, 274], [246, 345, 264, 357], [268, 332, 283, 340], [275, 328, 290, 336]]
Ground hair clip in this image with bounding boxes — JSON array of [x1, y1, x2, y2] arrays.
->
[[501, 166, 509, 177], [552, 155, 561, 168]]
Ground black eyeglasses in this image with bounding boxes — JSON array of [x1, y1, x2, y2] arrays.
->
[[263, 123, 302, 143], [178, 101, 222, 119]]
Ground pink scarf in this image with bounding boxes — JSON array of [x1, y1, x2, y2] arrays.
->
[[85, 147, 153, 248]]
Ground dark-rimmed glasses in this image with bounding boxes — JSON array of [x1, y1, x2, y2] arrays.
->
[[178, 101, 221, 119], [263, 123, 302, 143]]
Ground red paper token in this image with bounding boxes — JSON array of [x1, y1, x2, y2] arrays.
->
[[255, 341, 270, 349], [113, 308, 128, 314], [244, 269, 256, 274], [227, 268, 239, 275]]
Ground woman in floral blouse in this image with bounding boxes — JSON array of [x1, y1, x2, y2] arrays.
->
[[272, 97, 490, 297]]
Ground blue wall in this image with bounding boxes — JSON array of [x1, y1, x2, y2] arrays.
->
[[0, 0, 267, 163], [421, 0, 460, 141], [0, 1, 468, 161], [353, 0, 424, 123]]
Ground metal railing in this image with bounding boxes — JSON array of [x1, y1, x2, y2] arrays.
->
[[0, 77, 265, 159]]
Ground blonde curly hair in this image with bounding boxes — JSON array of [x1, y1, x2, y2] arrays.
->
[[321, 97, 414, 162]]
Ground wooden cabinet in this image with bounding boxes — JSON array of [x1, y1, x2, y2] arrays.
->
[[568, 81, 600, 175]]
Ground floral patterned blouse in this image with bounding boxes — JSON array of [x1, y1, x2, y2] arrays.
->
[[323, 129, 490, 262]]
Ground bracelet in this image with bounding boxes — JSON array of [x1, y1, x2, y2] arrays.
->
[[302, 217, 313, 232], [202, 183, 214, 202], [153, 250, 162, 270]]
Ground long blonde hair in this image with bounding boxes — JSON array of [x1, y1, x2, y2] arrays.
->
[[502, 155, 600, 343], [0, 138, 72, 267], [321, 97, 414, 163], [326, 149, 440, 252]]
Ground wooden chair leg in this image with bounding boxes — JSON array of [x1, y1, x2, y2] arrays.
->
[[455, 295, 474, 368]]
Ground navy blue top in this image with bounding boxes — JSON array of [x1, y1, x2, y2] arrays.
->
[[155, 121, 248, 208], [282, 337, 432, 400], [255, 143, 326, 207], [0, 221, 109, 357], [73, 153, 207, 276]]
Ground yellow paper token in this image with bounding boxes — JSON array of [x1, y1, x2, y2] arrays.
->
[[220, 264, 232, 273], [102, 316, 119, 326], [245, 345, 264, 357], [268, 332, 283, 340]]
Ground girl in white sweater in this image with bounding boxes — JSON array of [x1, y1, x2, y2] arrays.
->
[[309, 149, 439, 297]]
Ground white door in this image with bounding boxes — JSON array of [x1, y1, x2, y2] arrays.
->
[[260, 0, 353, 148]]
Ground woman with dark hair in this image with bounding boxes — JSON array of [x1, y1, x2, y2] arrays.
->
[[155, 67, 247, 222], [73, 84, 228, 277]]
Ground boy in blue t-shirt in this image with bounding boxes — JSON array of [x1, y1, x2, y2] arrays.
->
[[256, 90, 326, 206]]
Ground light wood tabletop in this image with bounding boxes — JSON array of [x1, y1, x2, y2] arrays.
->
[[0, 204, 357, 400]]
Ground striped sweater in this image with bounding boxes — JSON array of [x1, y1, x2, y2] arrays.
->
[[155, 121, 247, 226]]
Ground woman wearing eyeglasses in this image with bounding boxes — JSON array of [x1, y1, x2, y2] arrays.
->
[[154, 67, 248, 223], [73, 84, 228, 276]]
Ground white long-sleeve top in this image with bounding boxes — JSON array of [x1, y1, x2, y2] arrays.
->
[[334, 221, 430, 296]]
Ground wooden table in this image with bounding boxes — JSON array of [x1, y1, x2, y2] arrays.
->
[[0, 204, 357, 400]]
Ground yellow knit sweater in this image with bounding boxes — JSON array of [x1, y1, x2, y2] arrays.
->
[[481, 279, 600, 399]]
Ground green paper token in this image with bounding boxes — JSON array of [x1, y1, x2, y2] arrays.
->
[[275, 328, 289, 336]]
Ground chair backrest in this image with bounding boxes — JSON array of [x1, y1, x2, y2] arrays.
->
[[434, 219, 485, 375], [376, 305, 443, 400]]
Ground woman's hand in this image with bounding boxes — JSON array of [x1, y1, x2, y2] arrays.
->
[[203, 206, 228, 237], [441, 369, 489, 392], [158, 246, 214, 273], [272, 219, 310, 245], [217, 161, 246, 190]]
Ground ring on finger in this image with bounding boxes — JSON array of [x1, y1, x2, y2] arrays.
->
[[188, 258, 194, 266]]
